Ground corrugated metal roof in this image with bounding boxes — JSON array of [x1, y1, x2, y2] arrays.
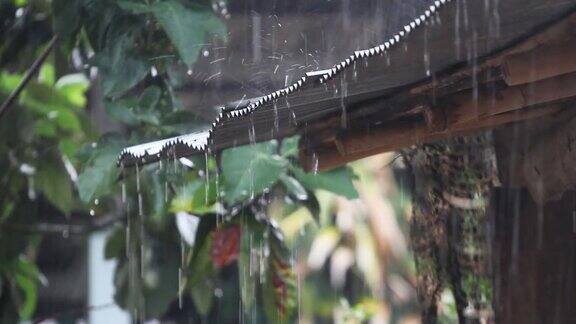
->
[[118, 0, 576, 167]]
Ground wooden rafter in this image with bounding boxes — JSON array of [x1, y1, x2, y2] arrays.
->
[[299, 12, 576, 172]]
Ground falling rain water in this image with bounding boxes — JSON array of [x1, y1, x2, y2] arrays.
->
[[340, 79, 348, 129], [136, 164, 146, 280], [205, 151, 210, 206], [179, 237, 185, 309], [273, 102, 279, 135], [312, 152, 319, 175], [126, 163, 145, 321]]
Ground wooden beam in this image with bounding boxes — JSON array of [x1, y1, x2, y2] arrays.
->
[[502, 40, 576, 86], [335, 71, 576, 156], [299, 12, 576, 172], [445, 72, 576, 126], [410, 12, 576, 96], [300, 103, 563, 172]]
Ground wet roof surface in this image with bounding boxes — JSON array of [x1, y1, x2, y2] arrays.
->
[[118, 0, 576, 167]]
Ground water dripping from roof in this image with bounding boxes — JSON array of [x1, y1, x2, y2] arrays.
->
[[136, 164, 142, 220], [273, 102, 279, 135], [340, 79, 348, 129], [455, 0, 462, 60], [312, 152, 319, 175], [178, 237, 185, 309], [424, 23, 431, 77], [205, 151, 211, 206]]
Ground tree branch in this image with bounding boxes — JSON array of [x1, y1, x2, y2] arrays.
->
[[0, 35, 59, 121]]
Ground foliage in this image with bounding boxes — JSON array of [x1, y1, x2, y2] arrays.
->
[[0, 52, 89, 319], [0, 0, 431, 322], [1, 0, 366, 322]]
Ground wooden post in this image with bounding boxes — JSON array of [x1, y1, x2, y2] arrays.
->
[[489, 113, 576, 323], [489, 188, 576, 323]]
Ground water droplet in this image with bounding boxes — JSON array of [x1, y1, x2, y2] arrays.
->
[[178, 267, 183, 309], [165, 181, 169, 203], [205, 151, 210, 205], [312, 153, 319, 175], [27, 175, 36, 200], [121, 181, 126, 204]]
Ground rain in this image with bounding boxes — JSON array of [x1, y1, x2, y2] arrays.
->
[[2, 0, 576, 323]]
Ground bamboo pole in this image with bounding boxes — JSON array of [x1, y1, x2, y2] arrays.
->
[[300, 104, 563, 172], [334, 71, 576, 157]]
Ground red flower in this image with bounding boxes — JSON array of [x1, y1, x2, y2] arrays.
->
[[211, 225, 241, 267], [271, 271, 288, 315]]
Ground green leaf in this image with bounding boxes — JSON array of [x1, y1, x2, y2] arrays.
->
[[104, 228, 125, 260], [51, 109, 82, 133], [36, 158, 74, 215], [279, 207, 314, 241], [190, 276, 214, 316], [170, 179, 217, 215], [55, 74, 89, 108], [113, 241, 181, 318], [77, 135, 126, 203], [92, 35, 149, 97], [59, 138, 81, 159], [15, 274, 36, 319], [291, 166, 358, 199], [38, 64, 55, 86], [104, 87, 165, 127], [281, 136, 300, 158], [14, 0, 28, 7], [147, 172, 169, 227], [9, 79, 85, 134], [171, 182, 201, 213], [149, 1, 227, 67], [117, 1, 151, 14], [280, 174, 307, 201], [188, 234, 216, 315], [35, 119, 57, 138], [52, 0, 83, 39], [13, 258, 41, 320], [222, 141, 288, 204], [138, 86, 162, 109], [142, 244, 180, 317], [104, 99, 140, 126]]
